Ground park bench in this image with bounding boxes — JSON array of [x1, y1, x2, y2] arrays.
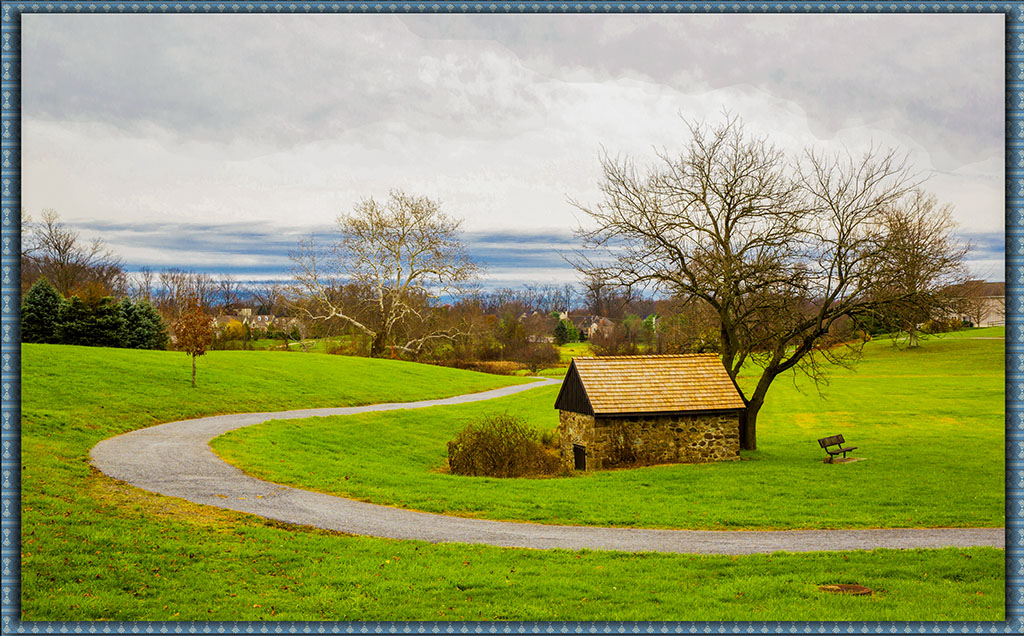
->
[[817, 434, 857, 463]]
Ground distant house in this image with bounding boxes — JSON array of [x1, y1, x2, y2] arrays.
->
[[553, 354, 745, 471], [248, 314, 276, 328], [564, 314, 614, 340], [950, 280, 1005, 327], [214, 315, 241, 328]]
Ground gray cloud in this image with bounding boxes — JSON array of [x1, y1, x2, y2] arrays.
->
[[402, 13, 1003, 171], [24, 13, 1002, 172]]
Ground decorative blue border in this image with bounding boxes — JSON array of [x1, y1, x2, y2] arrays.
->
[[0, 0, 1017, 633]]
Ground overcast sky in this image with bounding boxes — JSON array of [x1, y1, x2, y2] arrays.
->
[[21, 11, 1006, 288]]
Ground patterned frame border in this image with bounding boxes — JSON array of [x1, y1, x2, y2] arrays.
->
[[0, 1, 1017, 633]]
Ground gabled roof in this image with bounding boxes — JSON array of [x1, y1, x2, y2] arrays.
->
[[555, 354, 746, 416]]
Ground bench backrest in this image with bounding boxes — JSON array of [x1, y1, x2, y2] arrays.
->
[[817, 434, 845, 448]]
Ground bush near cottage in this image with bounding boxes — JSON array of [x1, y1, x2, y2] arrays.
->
[[447, 413, 561, 478]]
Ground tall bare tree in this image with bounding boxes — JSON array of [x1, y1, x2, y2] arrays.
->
[[574, 115, 966, 450], [215, 277, 242, 314], [869, 190, 969, 347], [131, 266, 155, 303], [22, 209, 125, 297], [156, 269, 216, 318], [290, 190, 479, 357]]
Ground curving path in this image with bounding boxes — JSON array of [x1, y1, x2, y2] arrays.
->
[[90, 379, 1004, 555]]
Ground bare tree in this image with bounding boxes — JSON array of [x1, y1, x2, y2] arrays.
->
[[574, 115, 965, 450], [582, 273, 633, 320], [131, 266, 155, 303], [290, 190, 479, 357], [249, 281, 288, 316], [156, 269, 216, 318], [215, 277, 242, 314], [22, 209, 126, 297], [869, 190, 968, 347]]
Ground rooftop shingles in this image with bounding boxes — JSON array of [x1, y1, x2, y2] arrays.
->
[[571, 354, 745, 415]]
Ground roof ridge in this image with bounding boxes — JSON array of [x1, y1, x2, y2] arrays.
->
[[573, 353, 719, 360]]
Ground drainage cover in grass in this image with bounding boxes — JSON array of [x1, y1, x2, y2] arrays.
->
[[818, 584, 872, 595]]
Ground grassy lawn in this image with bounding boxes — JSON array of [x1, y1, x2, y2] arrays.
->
[[20, 340, 1005, 621], [213, 331, 1004, 530], [216, 335, 363, 353], [559, 341, 594, 363]]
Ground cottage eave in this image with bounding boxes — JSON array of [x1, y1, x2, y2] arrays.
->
[[553, 359, 595, 416], [592, 407, 746, 419]]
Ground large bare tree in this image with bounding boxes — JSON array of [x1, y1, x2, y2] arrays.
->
[[290, 190, 479, 357], [869, 190, 968, 347], [574, 115, 966, 450], [22, 209, 125, 297]]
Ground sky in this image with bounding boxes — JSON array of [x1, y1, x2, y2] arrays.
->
[[20, 11, 1006, 290]]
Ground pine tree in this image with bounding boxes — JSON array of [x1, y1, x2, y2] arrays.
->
[[553, 319, 569, 346], [60, 295, 126, 347], [21, 278, 65, 343], [135, 299, 169, 350], [59, 296, 93, 346], [121, 298, 169, 350], [553, 319, 579, 346]]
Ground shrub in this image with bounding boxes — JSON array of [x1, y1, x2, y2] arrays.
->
[[524, 342, 559, 373], [443, 360, 525, 375], [539, 428, 560, 449], [447, 413, 561, 478]]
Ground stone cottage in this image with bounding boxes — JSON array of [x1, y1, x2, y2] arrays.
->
[[553, 354, 746, 470]]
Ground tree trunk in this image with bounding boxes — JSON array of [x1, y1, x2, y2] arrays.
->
[[191, 354, 197, 388], [739, 374, 775, 451], [908, 326, 920, 348], [739, 397, 763, 451], [370, 331, 386, 357]]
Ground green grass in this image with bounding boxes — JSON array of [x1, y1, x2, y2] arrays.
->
[[559, 341, 594, 362], [217, 335, 362, 353], [20, 341, 1005, 621], [214, 333, 1004, 530]]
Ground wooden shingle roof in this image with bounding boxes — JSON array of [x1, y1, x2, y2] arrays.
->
[[555, 354, 746, 416]]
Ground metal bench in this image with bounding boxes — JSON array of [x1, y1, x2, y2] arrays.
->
[[817, 434, 857, 463]]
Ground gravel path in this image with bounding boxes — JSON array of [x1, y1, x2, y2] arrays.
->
[[89, 378, 1004, 555]]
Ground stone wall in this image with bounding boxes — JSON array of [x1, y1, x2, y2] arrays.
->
[[558, 410, 596, 470], [558, 410, 740, 470]]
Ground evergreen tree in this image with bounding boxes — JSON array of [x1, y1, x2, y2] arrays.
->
[[553, 319, 569, 345], [120, 298, 169, 350], [21, 278, 65, 343], [553, 319, 579, 345], [59, 296, 93, 346], [60, 295, 126, 347], [135, 299, 170, 350]]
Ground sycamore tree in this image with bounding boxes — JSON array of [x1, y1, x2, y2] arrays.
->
[[174, 297, 214, 388], [290, 190, 479, 357], [573, 115, 967, 450]]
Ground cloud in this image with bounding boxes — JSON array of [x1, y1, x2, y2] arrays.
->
[[401, 13, 1003, 171]]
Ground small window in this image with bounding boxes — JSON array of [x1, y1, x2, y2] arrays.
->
[[573, 444, 587, 471]]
